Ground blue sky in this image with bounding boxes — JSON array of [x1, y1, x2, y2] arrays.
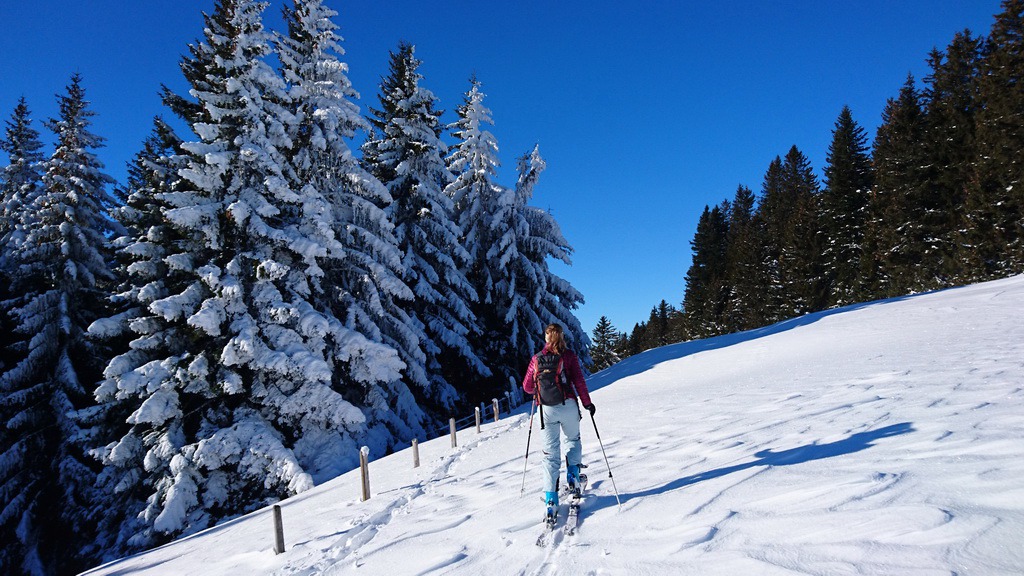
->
[[0, 0, 1004, 335]]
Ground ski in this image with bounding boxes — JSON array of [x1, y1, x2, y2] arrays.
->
[[563, 473, 588, 536], [535, 501, 559, 546]]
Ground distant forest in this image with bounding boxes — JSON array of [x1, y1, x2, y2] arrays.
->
[[588, 1, 1023, 372]]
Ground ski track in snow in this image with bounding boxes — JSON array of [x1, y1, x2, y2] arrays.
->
[[82, 276, 1024, 576]]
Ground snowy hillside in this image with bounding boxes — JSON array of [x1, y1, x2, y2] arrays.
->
[[83, 276, 1024, 575]]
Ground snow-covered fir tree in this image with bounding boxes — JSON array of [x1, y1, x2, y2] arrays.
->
[[275, 0, 433, 444], [512, 146, 590, 364], [0, 98, 46, 374], [86, 116, 190, 561], [361, 45, 488, 410], [447, 81, 588, 395], [90, 0, 421, 552], [0, 73, 116, 576], [445, 80, 514, 397], [0, 98, 45, 267]]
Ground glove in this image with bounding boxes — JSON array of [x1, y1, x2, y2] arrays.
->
[[585, 403, 596, 416]]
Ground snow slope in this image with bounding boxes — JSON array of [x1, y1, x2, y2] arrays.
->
[[83, 276, 1024, 575]]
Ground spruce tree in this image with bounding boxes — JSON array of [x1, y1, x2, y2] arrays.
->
[[92, 0, 423, 551], [0, 98, 45, 266], [87, 117, 188, 561], [360, 44, 487, 410], [821, 106, 873, 307], [0, 74, 116, 576], [446, 80, 514, 396], [682, 204, 729, 339], [276, 0, 430, 444], [589, 316, 621, 371], [922, 31, 983, 285], [626, 321, 648, 356], [755, 149, 821, 319], [645, 301, 677, 347], [722, 185, 768, 331], [869, 75, 927, 296], [446, 83, 588, 394], [0, 99, 45, 377], [754, 157, 788, 323], [965, 0, 1024, 275], [513, 146, 590, 367], [779, 146, 823, 313]]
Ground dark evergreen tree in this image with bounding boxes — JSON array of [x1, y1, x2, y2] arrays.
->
[[868, 75, 927, 296], [626, 321, 648, 356], [821, 106, 873, 307], [589, 316, 621, 371], [779, 146, 823, 313], [641, 301, 677, 348], [681, 204, 729, 339], [922, 31, 984, 285], [964, 0, 1024, 276], [0, 98, 45, 267], [0, 98, 45, 378], [722, 185, 768, 330], [0, 74, 116, 576], [612, 330, 631, 363], [754, 157, 788, 323]]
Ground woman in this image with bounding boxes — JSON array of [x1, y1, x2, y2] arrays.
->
[[522, 323, 596, 512]]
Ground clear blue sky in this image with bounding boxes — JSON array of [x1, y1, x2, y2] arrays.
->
[[0, 0, 1004, 335]]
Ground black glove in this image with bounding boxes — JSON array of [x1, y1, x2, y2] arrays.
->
[[585, 403, 596, 416]]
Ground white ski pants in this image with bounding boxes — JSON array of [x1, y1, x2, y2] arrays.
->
[[539, 400, 582, 493]]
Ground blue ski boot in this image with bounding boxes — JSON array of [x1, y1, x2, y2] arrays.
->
[[566, 465, 581, 496], [544, 491, 558, 526]]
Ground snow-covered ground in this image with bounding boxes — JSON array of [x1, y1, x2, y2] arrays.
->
[[83, 276, 1024, 575]]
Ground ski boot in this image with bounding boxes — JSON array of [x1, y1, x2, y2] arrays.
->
[[543, 491, 559, 528], [566, 463, 588, 497]]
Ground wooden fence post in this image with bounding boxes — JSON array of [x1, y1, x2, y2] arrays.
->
[[450, 418, 457, 448], [412, 438, 420, 468], [475, 407, 482, 433], [492, 398, 500, 422], [359, 446, 370, 501], [273, 504, 285, 554]]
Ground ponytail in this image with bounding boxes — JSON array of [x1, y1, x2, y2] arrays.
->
[[545, 323, 567, 355]]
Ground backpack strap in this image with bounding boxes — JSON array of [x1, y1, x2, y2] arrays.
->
[[553, 355, 568, 404]]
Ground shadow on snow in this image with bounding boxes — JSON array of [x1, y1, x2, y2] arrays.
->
[[599, 422, 915, 509]]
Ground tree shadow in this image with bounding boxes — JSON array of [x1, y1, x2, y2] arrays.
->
[[610, 422, 915, 507]]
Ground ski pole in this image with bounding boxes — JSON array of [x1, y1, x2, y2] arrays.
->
[[590, 412, 621, 509], [520, 399, 538, 496]]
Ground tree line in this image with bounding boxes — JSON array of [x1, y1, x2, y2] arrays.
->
[[588, 0, 1022, 371], [0, 0, 589, 573]]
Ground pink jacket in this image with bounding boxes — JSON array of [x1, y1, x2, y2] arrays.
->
[[522, 346, 593, 407]]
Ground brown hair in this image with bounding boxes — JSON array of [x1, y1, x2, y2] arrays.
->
[[544, 323, 567, 355]]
